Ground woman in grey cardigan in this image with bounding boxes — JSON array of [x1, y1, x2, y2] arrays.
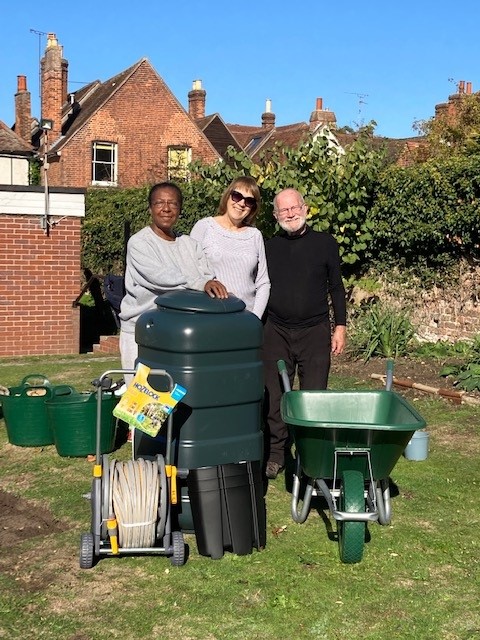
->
[[190, 177, 270, 319], [119, 182, 227, 374]]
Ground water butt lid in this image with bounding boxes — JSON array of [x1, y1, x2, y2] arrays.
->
[[154, 289, 246, 314]]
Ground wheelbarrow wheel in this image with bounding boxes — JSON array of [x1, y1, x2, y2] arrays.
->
[[79, 532, 95, 569], [170, 530, 186, 567], [338, 470, 365, 564]]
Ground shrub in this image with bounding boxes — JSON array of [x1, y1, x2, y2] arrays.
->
[[367, 155, 480, 283], [440, 334, 480, 391]]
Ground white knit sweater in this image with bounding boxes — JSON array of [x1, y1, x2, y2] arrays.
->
[[190, 217, 270, 318]]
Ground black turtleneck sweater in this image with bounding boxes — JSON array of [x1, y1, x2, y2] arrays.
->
[[265, 225, 347, 329]]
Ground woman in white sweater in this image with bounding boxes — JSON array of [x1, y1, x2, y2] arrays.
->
[[190, 177, 270, 319]]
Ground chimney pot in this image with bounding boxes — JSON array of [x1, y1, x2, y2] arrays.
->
[[466, 81, 472, 95], [316, 97, 323, 110], [17, 75, 27, 92], [262, 99, 275, 129], [459, 80, 465, 94]]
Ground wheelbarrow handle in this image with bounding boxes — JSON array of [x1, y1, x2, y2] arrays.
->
[[385, 359, 394, 391], [20, 374, 51, 387], [277, 359, 292, 393]]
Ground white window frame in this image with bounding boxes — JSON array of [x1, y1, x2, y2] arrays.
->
[[92, 141, 118, 186]]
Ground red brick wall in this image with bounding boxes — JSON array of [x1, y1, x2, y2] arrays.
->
[[356, 265, 480, 344], [47, 61, 219, 188], [0, 215, 82, 356]]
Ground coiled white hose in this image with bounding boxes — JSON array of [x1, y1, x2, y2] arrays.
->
[[110, 458, 161, 548]]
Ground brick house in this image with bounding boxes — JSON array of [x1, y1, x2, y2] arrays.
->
[[14, 33, 222, 190], [228, 97, 342, 160], [227, 96, 423, 167], [1, 33, 228, 357], [0, 105, 33, 185], [0, 79, 86, 357]]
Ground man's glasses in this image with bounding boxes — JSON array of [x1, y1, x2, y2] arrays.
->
[[152, 200, 180, 210], [230, 190, 257, 209], [275, 204, 305, 217]]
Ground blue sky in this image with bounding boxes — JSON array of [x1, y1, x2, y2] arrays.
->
[[2, 0, 480, 139]]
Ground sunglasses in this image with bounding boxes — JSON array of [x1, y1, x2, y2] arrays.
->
[[230, 190, 257, 209]]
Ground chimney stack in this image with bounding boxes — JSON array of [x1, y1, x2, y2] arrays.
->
[[15, 75, 32, 144], [309, 96, 336, 131], [458, 80, 465, 94], [188, 79, 206, 120], [41, 33, 68, 140], [466, 81, 472, 95], [261, 98, 275, 129]]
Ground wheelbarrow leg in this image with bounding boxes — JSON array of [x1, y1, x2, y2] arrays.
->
[[291, 455, 315, 523], [375, 478, 391, 526]]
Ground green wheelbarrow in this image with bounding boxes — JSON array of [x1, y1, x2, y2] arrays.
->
[[278, 360, 427, 564]]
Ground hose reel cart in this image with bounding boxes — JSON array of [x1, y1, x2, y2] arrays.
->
[[79, 369, 187, 569]]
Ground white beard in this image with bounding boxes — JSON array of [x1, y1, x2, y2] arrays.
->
[[277, 215, 307, 235]]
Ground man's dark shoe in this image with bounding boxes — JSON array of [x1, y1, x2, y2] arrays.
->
[[265, 461, 284, 480]]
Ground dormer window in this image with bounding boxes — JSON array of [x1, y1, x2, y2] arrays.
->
[[92, 141, 117, 186]]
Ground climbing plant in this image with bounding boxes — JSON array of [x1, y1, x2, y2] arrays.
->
[[183, 127, 384, 271]]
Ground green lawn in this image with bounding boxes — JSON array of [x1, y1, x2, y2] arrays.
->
[[0, 354, 479, 640]]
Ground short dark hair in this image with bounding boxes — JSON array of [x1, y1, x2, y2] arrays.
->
[[148, 182, 183, 208]]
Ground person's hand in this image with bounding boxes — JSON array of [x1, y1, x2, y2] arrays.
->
[[204, 279, 228, 299], [331, 325, 346, 355]]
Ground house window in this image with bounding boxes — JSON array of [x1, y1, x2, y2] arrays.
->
[[167, 146, 191, 181], [92, 141, 118, 186]]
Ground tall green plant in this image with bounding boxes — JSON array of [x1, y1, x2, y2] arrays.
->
[[348, 303, 416, 361], [29, 158, 41, 185]]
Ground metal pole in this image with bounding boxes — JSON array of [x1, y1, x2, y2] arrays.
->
[[43, 130, 49, 235]]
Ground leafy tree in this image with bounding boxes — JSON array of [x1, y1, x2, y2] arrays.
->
[[414, 91, 480, 160], [185, 127, 384, 271]]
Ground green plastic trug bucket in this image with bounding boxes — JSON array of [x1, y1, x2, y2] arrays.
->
[[46, 391, 119, 457], [2, 374, 54, 447]]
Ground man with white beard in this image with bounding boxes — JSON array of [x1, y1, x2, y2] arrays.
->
[[262, 188, 347, 479]]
